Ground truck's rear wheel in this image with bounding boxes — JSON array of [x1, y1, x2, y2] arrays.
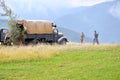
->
[[32, 39, 39, 45], [25, 39, 39, 45]]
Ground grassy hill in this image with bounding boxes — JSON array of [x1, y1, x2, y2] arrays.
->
[[0, 43, 120, 80]]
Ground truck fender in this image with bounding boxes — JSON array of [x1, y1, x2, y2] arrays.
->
[[58, 36, 68, 44]]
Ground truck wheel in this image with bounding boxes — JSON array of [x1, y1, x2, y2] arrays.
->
[[26, 39, 39, 45], [32, 39, 39, 45], [60, 39, 67, 45]]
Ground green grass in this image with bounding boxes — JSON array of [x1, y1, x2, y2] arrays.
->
[[0, 44, 120, 80]]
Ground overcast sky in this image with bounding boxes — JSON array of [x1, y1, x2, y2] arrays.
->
[[5, 0, 113, 11], [2, 0, 113, 19]]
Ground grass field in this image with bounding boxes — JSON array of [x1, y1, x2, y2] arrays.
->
[[0, 43, 120, 80]]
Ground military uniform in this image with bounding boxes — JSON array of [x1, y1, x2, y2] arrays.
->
[[80, 32, 85, 44], [93, 31, 99, 44]]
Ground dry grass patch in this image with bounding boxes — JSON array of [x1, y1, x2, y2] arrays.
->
[[0, 43, 120, 62]]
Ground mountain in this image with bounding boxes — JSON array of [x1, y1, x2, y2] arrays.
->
[[0, 19, 8, 28], [58, 27, 92, 42], [54, 0, 120, 43]]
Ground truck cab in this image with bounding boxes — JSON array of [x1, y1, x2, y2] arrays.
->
[[52, 24, 68, 44]]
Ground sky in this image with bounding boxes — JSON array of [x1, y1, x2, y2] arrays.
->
[[5, 0, 113, 10], [5, 0, 113, 8], [3, 0, 114, 20]]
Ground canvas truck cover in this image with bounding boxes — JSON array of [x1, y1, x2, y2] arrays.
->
[[17, 20, 54, 34]]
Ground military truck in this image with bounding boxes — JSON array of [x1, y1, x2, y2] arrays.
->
[[0, 20, 68, 45]]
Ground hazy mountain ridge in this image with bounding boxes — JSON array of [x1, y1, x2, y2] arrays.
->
[[54, 0, 120, 43], [0, 19, 8, 28], [58, 27, 92, 42]]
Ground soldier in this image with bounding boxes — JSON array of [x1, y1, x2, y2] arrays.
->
[[80, 32, 85, 44], [93, 31, 99, 44]]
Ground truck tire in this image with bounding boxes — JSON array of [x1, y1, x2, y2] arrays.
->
[[60, 39, 67, 45], [32, 39, 39, 45]]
